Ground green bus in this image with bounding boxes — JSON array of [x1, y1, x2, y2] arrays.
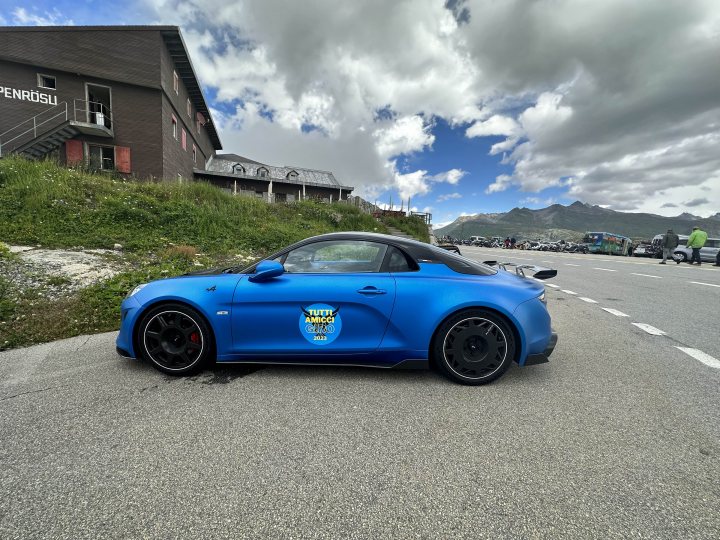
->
[[581, 231, 632, 255]]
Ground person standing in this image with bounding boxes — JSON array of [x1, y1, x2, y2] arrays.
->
[[685, 226, 708, 265], [659, 228, 679, 264]]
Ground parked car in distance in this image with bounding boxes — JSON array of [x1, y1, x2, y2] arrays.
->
[[673, 237, 720, 263], [633, 242, 659, 258]]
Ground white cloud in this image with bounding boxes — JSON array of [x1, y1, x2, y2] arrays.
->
[[520, 196, 556, 206], [486, 174, 513, 194], [466, 115, 521, 138], [437, 192, 463, 202], [12, 7, 74, 25], [373, 115, 435, 159], [393, 166, 467, 200]]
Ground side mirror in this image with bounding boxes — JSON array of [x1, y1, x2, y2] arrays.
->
[[248, 260, 285, 282]]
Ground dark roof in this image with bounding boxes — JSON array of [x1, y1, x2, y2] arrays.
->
[[199, 154, 353, 190], [159, 28, 222, 150], [215, 153, 265, 166], [0, 25, 222, 150]]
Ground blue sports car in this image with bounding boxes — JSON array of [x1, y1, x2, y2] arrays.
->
[[116, 232, 557, 385]]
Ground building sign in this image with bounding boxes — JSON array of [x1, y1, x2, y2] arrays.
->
[[0, 86, 58, 106]]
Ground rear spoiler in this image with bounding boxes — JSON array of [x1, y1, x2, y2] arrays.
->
[[483, 261, 557, 280]]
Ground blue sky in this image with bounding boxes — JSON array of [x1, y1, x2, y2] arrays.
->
[[2, 1, 719, 225]]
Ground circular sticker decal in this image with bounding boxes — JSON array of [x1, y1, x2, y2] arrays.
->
[[299, 303, 342, 346]]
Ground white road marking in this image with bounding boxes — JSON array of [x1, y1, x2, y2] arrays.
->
[[631, 273, 662, 279], [565, 263, 581, 266], [690, 281, 720, 288], [593, 267, 617, 272], [675, 347, 720, 369], [631, 323, 666, 336], [561, 290, 577, 295], [546, 283, 560, 288], [579, 297, 598, 303], [602, 308, 629, 317]]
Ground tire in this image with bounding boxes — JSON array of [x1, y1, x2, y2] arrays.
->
[[431, 309, 517, 385], [674, 251, 687, 262], [137, 303, 213, 375]]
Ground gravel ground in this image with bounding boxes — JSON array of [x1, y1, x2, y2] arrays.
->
[[1, 255, 719, 539], [1, 245, 121, 301]]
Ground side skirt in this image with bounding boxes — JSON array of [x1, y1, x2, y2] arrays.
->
[[214, 358, 430, 370]]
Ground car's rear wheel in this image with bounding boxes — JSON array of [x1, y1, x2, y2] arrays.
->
[[137, 303, 212, 375], [432, 309, 516, 385], [674, 251, 687, 262]]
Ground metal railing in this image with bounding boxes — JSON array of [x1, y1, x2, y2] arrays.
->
[[73, 99, 113, 130], [0, 101, 68, 156]]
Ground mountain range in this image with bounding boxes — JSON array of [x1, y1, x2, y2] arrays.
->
[[434, 202, 720, 241]]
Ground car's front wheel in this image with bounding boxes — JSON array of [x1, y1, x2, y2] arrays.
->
[[432, 309, 516, 385], [137, 303, 213, 375], [674, 251, 687, 263]]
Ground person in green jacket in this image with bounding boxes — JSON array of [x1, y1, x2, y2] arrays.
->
[[686, 226, 708, 265]]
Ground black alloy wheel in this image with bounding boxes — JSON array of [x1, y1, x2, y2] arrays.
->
[[432, 309, 516, 385], [138, 304, 212, 375]]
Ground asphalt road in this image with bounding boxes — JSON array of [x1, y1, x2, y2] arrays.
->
[[1, 250, 719, 539]]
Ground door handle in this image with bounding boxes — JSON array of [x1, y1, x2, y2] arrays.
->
[[357, 286, 386, 295]]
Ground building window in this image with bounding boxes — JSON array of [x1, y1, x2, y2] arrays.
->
[[196, 119, 201, 132], [257, 167, 269, 178], [37, 74, 56, 90], [173, 71, 179, 95], [181, 128, 187, 150], [286, 170, 299, 180], [172, 115, 177, 140], [192, 144, 197, 164], [187, 99, 191, 117], [88, 145, 115, 170], [232, 163, 245, 175]]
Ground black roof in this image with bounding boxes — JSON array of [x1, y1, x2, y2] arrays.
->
[[215, 153, 265, 166], [160, 27, 222, 150]]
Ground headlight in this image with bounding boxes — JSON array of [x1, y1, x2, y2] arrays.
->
[[127, 283, 148, 298], [538, 290, 546, 304]]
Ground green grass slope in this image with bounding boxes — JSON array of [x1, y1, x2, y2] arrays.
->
[[0, 157, 385, 254]]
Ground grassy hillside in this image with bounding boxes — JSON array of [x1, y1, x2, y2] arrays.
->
[[0, 157, 386, 254], [379, 215, 431, 243], [0, 157, 387, 349]]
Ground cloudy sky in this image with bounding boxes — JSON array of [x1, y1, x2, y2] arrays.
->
[[2, 0, 719, 226]]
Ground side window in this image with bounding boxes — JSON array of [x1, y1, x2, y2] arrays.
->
[[385, 246, 415, 272], [282, 241, 388, 274]]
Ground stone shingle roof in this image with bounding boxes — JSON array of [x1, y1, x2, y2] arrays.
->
[[203, 154, 353, 190]]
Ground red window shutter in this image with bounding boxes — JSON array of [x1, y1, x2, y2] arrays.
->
[[65, 139, 83, 165], [115, 146, 131, 174]]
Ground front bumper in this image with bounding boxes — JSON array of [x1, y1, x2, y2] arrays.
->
[[524, 331, 557, 366], [116, 295, 142, 359]]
